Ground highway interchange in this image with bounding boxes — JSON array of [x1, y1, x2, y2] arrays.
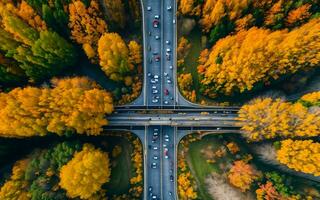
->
[[110, 0, 241, 199]]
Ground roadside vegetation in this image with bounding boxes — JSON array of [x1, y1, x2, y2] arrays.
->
[[0, 0, 143, 105], [178, 133, 320, 200], [0, 132, 144, 199], [177, 0, 320, 105]]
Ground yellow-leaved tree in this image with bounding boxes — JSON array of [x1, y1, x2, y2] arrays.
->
[[238, 97, 320, 142], [277, 139, 320, 176], [200, 0, 249, 32], [198, 19, 320, 97], [0, 77, 113, 137], [0, 159, 30, 200], [59, 144, 111, 199], [98, 33, 132, 81], [128, 40, 142, 65], [68, 0, 107, 63]]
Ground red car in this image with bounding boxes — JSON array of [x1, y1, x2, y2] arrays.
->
[[164, 89, 169, 96], [153, 20, 159, 28], [154, 55, 160, 62]]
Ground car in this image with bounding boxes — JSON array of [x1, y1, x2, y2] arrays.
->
[[152, 139, 155, 143], [152, 51, 158, 55], [152, 85, 157, 89], [167, 5, 172, 10], [165, 138, 169, 142], [147, 6, 152, 11], [166, 40, 170, 44], [153, 146, 158, 150], [154, 95, 160, 99], [153, 132, 158, 136], [147, 72, 152, 77], [165, 134, 169, 138], [152, 99, 158, 103], [167, 76, 170, 80], [173, 19, 176, 24], [154, 128, 159, 131], [155, 35, 160, 40], [166, 53, 170, 60], [166, 48, 171, 52], [169, 192, 172, 196], [154, 75, 159, 79], [152, 195, 157, 199], [153, 156, 158, 160], [164, 72, 168, 76], [151, 163, 157, 169], [154, 78, 159, 82], [155, 15, 160, 19], [170, 175, 174, 182], [149, 186, 153, 192], [167, 79, 171, 84], [150, 79, 156, 84], [217, 127, 221, 130], [148, 31, 151, 36], [152, 90, 158, 94], [163, 144, 167, 147], [152, 135, 158, 140], [164, 148, 168, 158], [169, 65, 173, 69], [170, 96, 174, 100], [164, 89, 169, 95], [154, 55, 160, 62], [153, 21, 159, 28], [164, 100, 168, 105]]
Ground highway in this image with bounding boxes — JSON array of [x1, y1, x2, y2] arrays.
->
[[109, 0, 241, 199]]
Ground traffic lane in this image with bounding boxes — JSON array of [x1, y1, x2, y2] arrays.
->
[[162, 2, 174, 105], [146, 13, 162, 106], [162, 127, 175, 199], [147, 126, 161, 199]]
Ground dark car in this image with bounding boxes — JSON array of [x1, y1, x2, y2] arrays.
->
[[170, 175, 174, 182], [153, 20, 159, 28], [164, 89, 169, 96]]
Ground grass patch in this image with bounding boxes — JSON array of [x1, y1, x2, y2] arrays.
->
[[105, 137, 133, 195], [185, 135, 235, 200]]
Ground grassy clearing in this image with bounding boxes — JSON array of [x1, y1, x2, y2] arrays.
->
[[186, 135, 235, 200], [105, 137, 133, 195]]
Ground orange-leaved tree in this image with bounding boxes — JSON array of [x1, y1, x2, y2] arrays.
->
[[228, 160, 260, 192], [68, 0, 107, 63]]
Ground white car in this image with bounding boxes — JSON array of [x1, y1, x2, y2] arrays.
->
[[152, 85, 157, 89], [169, 65, 173, 69], [147, 72, 152, 77], [173, 19, 176, 24], [164, 100, 169, 105], [155, 35, 160, 40], [147, 6, 152, 11], [165, 138, 169, 142], [154, 75, 159, 79], [165, 135, 169, 138], [166, 48, 171, 52], [152, 90, 158, 94], [153, 156, 158, 160], [152, 99, 158, 103], [153, 146, 158, 150], [164, 72, 168, 76], [167, 6, 172, 10], [155, 15, 160, 19], [150, 79, 156, 84], [166, 40, 170, 44], [167, 79, 171, 84]]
